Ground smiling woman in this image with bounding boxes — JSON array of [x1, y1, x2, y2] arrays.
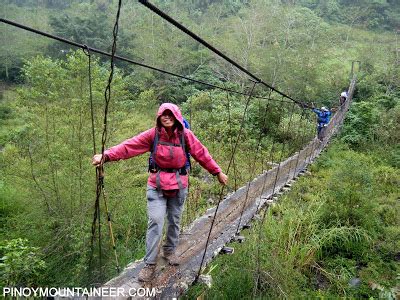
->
[[92, 102, 228, 282], [159, 109, 176, 130]]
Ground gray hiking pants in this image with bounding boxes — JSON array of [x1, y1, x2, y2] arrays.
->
[[144, 185, 188, 265]]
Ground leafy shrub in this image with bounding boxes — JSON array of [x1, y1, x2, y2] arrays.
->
[[0, 105, 12, 120], [0, 238, 46, 287]]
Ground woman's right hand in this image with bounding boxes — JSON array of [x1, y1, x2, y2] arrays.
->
[[92, 154, 103, 166]]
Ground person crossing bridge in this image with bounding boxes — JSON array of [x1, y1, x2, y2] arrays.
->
[[92, 103, 228, 282]]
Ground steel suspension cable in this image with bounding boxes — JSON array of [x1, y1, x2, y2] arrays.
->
[[101, 1, 121, 157], [306, 116, 319, 165], [252, 98, 286, 295], [253, 101, 297, 295], [283, 106, 304, 184], [35, 52, 108, 258], [101, 182, 120, 272], [196, 81, 259, 281], [82, 46, 97, 156], [235, 88, 274, 234], [90, 0, 123, 276], [138, 0, 311, 109], [257, 100, 296, 219], [0, 18, 294, 106], [224, 88, 238, 191], [82, 46, 104, 275], [290, 109, 309, 179], [270, 102, 297, 197], [255, 97, 285, 212], [100, 0, 122, 274], [83, 44, 103, 279]]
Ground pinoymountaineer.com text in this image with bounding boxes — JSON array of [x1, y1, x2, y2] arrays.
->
[[3, 287, 157, 298]]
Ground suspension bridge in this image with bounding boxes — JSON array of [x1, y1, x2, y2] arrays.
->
[[100, 78, 355, 299], [1, 0, 358, 298]]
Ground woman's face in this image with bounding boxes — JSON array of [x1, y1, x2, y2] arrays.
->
[[160, 110, 176, 129]]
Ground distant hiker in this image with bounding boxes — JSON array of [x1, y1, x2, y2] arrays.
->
[[92, 103, 228, 282], [339, 91, 348, 106], [312, 106, 332, 140]]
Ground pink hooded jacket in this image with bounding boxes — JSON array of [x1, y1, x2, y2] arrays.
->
[[104, 103, 221, 190]]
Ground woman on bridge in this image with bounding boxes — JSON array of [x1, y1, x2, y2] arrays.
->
[[92, 103, 228, 282]]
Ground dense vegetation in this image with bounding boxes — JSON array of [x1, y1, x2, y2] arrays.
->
[[1, 0, 399, 297], [186, 140, 400, 299]]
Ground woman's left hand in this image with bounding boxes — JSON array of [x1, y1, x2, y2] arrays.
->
[[217, 172, 228, 185]]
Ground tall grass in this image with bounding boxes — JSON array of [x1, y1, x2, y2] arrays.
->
[[185, 142, 400, 299]]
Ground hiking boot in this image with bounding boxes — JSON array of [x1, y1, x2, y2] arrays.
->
[[163, 251, 180, 266], [138, 264, 156, 282]]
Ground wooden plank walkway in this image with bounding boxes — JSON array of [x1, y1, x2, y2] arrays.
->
[[97, 79, 356, 299]]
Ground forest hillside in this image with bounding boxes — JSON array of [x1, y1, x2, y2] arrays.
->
[[1, 0, 399, 298]]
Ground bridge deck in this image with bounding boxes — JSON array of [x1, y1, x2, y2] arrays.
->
[[101, 80, 355, 299]]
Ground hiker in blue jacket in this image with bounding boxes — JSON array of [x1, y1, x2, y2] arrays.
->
[[313, 106, 332, 140]]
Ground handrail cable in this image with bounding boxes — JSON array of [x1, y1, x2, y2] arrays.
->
[[290, 109, 309, 180], [88, 0, 123, 277], [99, 0, 122, 274], [138, 0, 312, 109], [0, 18, 294, 105], [224, 86, 238, 191], [252, 96, 286, 295], [83, 44, 103, 278], [196, 80, 259, 281], [253, 101, 297, 295], [235, 88, 274, 234], [255, 97, 285, 212], [270, 102, 297, 198], [283, 106, 304, 184]]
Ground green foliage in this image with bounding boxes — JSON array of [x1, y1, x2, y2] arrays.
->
[[340, 36, 400, 150], [0, 0, 399, 296], [49, 10, 111, 51], [46, 2, 136, 61], [0, 51, 132, 285], [343, 102, 378, 146], [182, 88, 312, 153], [0, 105, 12, 120], [298, 0, 400, 30], [187, 142, 400, 298], [0, 238, 46, 287]]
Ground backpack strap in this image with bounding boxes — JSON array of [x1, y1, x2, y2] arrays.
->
[[175, 171, 184, 190], [180, 128, 186, 152], [180, 128, 192, 172], [148, 128, 158, 173], [153, 128, 159, 156]]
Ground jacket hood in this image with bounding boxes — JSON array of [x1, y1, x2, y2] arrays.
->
[[156, 103, 184, 129]]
